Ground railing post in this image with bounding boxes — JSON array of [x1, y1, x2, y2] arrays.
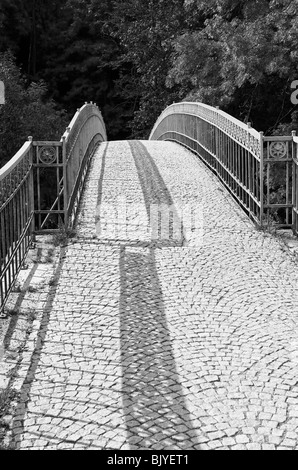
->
[[292, 131, 297, 233], [215, 107, 220, 176], [28, 136, 36, 242], [259, 131, 264, 226], [62, 136, 68, 228]]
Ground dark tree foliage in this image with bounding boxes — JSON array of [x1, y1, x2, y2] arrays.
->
[[1, 0, 298, 144], [0, 0, 133, 141], [40, 0, 131, 139], [167, 0, 298, 134], [0, 51, 67, 167], [107, 0, 187, 138]]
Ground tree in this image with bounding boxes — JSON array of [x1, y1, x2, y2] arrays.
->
[[0, 51, 67, 167], [167, 0, 298, 133], [104, 0, 187, 138], [1, 0, 298, 141], [0, 0, 131, 140]]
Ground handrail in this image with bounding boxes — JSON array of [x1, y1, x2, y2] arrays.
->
[[61, 102, 107, 147], [150, 102, 261, 156], [150, 101, 298, 231], [292, 135, 298, 234], [150, 102, 261, 138], [0, 140, 32, 181], [62, 102, 107, 227], [150, 101, 264, 225], [0, 138, 34, 315]]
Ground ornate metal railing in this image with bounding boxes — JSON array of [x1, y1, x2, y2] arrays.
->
[[0, 102, 107, 314], [293, 135, 298, 235], [35, 102, 107, 230], [263, 134, 296, 230], [150, 102, 297, 230], [0, 140, 34, 316]]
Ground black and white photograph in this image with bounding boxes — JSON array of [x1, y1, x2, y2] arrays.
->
[[0, 0, 298, 455]]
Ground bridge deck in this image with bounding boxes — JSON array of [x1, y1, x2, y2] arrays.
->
[[7, 140, 298, 450]]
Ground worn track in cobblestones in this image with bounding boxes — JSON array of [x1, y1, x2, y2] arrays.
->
[[9, 140, 298, 450]]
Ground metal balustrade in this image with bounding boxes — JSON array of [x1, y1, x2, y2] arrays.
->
[[149, 102, 297, 230], [0, 102, 107, 314], [63, 102, 107, 229], [35, 103, 107, 230], [293, 135, 298, 235], [263, 134, 295, 230], [0, 140, 34, 315]]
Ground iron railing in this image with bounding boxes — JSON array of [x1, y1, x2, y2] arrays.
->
[[149, 102, 297, 230], [35, 102, 107, 230], [293, 135, 298, 234], [0, 102, 107, 314], [0, 139, 34, 315]]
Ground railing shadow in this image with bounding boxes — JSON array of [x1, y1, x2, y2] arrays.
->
[[116, 141, 199, 449], [119, 245, 199, 449], [11, 248, 67, 450], [3, 248, 42, 352]]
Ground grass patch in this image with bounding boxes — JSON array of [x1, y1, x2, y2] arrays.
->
[[0, 389, 13, 415], [27, 286, 38, 293], [10, 284, 39, 295], [0, 388, 19, 451], [53, 219, 76, 247], [48, 276, 59, 287], [44, 248, 55, 264], [5, 308, 19, 317], [11, 284, 22, 293]]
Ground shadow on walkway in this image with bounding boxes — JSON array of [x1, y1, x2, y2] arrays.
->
[[3, 248, 42, 352], [117, 141, 199, 449], [119, 246, 199, 449], [11, 248, 67, 450]]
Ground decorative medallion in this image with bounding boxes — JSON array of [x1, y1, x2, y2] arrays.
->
[[269, 142, 287, 159], [39, 146, 56, 165]]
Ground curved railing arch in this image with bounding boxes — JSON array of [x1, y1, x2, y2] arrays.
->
[[150, 101, 298, 234], [150, 102, 264, 225], [61, 103, 107, 228], [150, 102, 262, 156]]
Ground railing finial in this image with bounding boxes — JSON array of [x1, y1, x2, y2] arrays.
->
[[28, 136, 33, 142]]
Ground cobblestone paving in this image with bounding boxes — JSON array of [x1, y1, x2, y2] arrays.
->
[[6, 140, 298, 450]]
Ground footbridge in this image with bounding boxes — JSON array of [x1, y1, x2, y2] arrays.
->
[[1, 102, 298, 450]]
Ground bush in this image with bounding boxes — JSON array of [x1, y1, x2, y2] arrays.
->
[[0, 51, 68, 168]]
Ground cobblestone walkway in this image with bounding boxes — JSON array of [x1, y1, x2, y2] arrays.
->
[[8, 141, 298, 450]]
